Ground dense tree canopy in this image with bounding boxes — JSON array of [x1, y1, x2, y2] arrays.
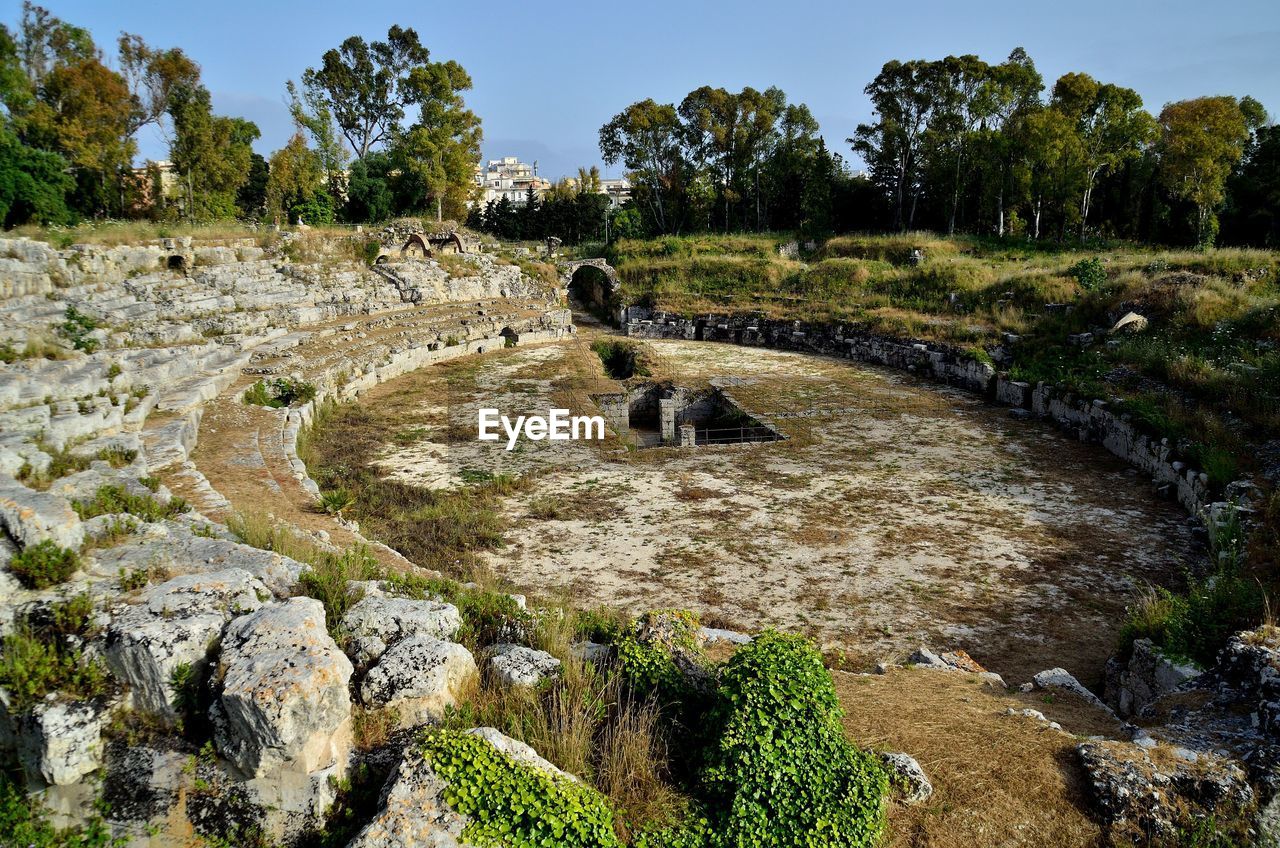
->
[[0, 6, 1274, 248]]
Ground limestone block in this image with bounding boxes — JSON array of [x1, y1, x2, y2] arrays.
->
[[486, 643, 561, 689], [360, 635, 477, 727], [212, 598, 352, 778], [105, 568, 270, 716]]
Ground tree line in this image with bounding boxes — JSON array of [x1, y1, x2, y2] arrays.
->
[[0, 4, 482, 229], [601, 50, 1277, 247]]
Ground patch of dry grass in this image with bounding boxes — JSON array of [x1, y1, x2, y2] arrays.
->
[[834, 667, 1105, 848]]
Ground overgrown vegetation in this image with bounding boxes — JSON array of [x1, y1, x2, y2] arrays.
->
[[592, 339, 651, 381], [242, 377, 317, 409], [0, 773, 119, 848], [0, 626, 108, 709], [1121, 503, 1262, 666], [72, 484, 189, 521], [7, 539, 80, 589]]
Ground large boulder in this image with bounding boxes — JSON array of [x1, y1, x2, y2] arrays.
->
[[340, 595, 462, 665], [486, 643, 561, 689], [105, 568, 270, 716], [17, 698, 112, 786], [348, 727, 572, 848], [0, 474, 83, 550], [212, 598, 353, 778], [360, 635, 477, 728]]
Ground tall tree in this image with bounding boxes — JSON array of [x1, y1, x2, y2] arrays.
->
[[390, 58, 482, 222], [851, 60, 938, 230], [1050, 73, 1155, 240], [168, 82, 257, 219], [265, 131, 330, 224], [24, 57, 135, 216], [600, 99, 688, 234], [982, 48, 1043, 236], [1158, 95, 1264, 245], [117, 33, 200, 138], [1222, 122, 1280, 247], [16, 2, 90, 87], [298, 25, 431, 159]]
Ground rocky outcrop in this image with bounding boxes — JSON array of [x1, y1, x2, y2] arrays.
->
[[486, 643, 561, 689], [212, 598, 353, 779], [341, 596, 462, 667], [1104, 639, 1202, 717], [1078, 740, 1255, 844], [349, 728, 573, 848], [17, 698, 113, 786], [0, 475, 84, 550], [104, 568, 270, 716], [360, 635, 477, 728]]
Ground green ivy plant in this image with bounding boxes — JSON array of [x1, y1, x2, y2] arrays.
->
[[698, 631, 888, 848], [421, 728, 620, 848]]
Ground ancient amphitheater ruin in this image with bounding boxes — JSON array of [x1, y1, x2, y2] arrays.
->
[[1, 229, 1278, 846]]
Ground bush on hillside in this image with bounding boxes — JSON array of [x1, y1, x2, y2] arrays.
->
[[698, 631, 887, 848]]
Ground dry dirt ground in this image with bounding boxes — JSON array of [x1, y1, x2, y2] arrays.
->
[[365, 330, 1198, 686]]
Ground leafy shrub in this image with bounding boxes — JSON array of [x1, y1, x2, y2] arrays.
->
[[0, 772, 119, 848], [0, 628, 108, 709], [591, 339, 650, 380], [243, 377, 317, 409], [72, 485, 189, 521], [698, 631, 887, 848], [57, 306, 99, 353], [8, 540, 80, 589], [421, 728, 621, 848], [453, 588, 532, 647], [1067, 257, 1107, 291]]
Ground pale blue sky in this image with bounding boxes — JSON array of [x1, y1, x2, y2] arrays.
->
[[11, 0, 1279, 179]]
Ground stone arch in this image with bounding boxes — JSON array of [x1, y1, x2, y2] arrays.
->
[[401, 234, 431, 259], [560, 259, 619, 311], [499, 326, 519, 347], [165, 255, 187, 273]]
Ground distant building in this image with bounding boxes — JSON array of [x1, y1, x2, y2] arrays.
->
[[474, 157, 552, 206], [599, 177, 631, 208]]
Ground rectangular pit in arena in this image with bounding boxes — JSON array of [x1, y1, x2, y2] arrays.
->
[[590, 381, 785, 448]]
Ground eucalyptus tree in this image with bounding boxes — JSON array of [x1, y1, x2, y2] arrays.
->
[[600, 98, 688, 234], [1158, 95, 1265, 245], [1049, 73, 1156, 240], [298, 25, 431, 159], [851, 60, 938, 230]]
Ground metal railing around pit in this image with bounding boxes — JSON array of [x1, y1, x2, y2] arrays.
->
[[694, 425, 785, 445]]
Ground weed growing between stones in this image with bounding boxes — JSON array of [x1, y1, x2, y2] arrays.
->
[[7, 540, 80, 589], [1121, 503, 1264, 667], [242, 377, 317, 408], [0, 627, 108, 709], [72, 484, 188, 522], [0, 772, 118, 848]]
